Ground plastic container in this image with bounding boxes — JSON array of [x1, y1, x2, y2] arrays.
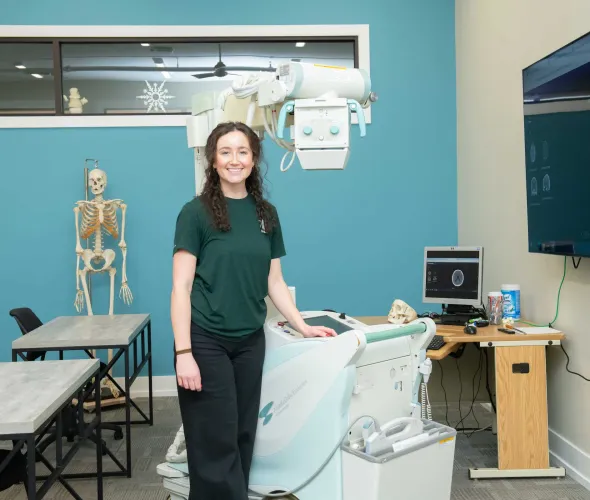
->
[[501, 284, 521, 320], [342, 419, 456, 500], [487, 292, 503, 325]]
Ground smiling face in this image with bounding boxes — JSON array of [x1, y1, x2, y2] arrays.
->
[[213, 130, 255, 191]]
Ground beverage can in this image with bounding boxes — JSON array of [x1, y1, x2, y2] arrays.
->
[[501, 284, 521, 320], [487, 292, 503, 325]]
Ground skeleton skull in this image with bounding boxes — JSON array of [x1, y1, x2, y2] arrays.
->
[[89, 168, 107, 196], [388, 299, 418, 324]]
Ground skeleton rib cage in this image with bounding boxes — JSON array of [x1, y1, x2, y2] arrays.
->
[[79, 200, 120, 246]]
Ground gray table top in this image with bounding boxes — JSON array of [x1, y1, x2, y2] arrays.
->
[[12, 313, 151, 350], [0, 359, 100, 435]]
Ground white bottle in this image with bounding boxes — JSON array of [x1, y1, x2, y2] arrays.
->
[[501, 284, 520, 320]]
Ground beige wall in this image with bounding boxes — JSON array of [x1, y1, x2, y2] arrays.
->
[[456, 0, 590, 487]]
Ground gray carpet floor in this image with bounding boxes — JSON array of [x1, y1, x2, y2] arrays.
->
[[1, 397, 589, 500]]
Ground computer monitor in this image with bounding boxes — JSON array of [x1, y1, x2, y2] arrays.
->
[[422, 246, 484, 311]]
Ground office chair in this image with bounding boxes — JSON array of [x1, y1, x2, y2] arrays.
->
[[0, 445, 27, 493], [9, 307, 123, 457]]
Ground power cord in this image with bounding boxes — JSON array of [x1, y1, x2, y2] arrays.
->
[[484, 349, 496, 413], [436, 356, 491, 435], [520, 255, 567, 328], [515, 255, 589, 382], [455, 348, 484, 434], [455, 358, 464, 428], [437, 360, 450, 427], [247, 414, 377, 498], [560, 344, 590, 382]]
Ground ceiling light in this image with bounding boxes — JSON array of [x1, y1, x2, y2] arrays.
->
[[161, 71, 171, 78], [296, 42, 306, 47], [141, 43, 150, 47], [31, 73, 43, 78], [15, 64, 26, 69]]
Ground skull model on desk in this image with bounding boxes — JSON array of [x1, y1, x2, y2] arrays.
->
[[388, 299, 418, 324]]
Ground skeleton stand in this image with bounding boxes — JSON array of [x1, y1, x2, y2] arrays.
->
[[73, 159, 133, 409]]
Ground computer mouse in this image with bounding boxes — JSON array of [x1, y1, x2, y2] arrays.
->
[[464, 324, 477, 335]]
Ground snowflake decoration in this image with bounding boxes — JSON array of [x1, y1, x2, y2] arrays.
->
[[136, 81, 175, 113]]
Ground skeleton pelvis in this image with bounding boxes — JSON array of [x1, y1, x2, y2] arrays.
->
[[82, 248, 115, 272]]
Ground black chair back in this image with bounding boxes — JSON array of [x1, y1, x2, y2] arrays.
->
[[9, 307, 46, 361]]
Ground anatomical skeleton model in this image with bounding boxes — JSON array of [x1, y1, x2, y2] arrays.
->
[[73, 163, 132, 403], [73, 165, 133, 315]]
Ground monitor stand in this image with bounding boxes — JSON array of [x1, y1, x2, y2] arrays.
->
[[439, 304, 482, 325]]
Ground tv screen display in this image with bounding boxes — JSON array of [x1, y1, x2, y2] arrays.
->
[[522, 31, 590, 257]]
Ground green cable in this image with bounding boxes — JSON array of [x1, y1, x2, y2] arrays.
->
[[519, 255, 566, 328]]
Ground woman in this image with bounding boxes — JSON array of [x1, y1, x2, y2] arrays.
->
[[170, 121, 336, 500]]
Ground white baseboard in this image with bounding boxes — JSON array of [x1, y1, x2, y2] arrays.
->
[[114, 375, 178, 398], [549, 427, 590, 490]]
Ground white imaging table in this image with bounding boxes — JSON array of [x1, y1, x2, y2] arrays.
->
[[0, 359, 102, 499], [11, 313, 153, 479]]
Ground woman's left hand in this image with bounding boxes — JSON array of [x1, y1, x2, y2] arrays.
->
[[302, 325, 337, 338]]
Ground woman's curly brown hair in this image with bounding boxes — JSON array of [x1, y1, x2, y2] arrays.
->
[[200, 121, 277, 233]]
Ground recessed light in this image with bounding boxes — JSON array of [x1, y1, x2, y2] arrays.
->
[[141, 43, 150, 47], [15, 64, 26, 69], [31, 73, 43, 79], [295, 42, 306, 48]]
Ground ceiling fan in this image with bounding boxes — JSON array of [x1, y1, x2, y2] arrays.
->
[[191, 43, 275, 79]]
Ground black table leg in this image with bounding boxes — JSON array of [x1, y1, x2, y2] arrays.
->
[[95, 369, 103, 499], [27, 435, 36, 499], [148, 321, 154, 426], [124, 346, 131, 478]]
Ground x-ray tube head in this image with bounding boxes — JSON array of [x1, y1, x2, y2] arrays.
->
[[276, 62, 372, 104], [186, 61, 376, 186]]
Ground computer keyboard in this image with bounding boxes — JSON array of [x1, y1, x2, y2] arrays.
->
[[427, 335, 446, 350]]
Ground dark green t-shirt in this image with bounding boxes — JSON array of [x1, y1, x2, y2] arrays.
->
[[173, 194, 286, 338]]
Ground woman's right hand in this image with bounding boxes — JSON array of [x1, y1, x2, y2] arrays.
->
[[176, 353, 202, 391]]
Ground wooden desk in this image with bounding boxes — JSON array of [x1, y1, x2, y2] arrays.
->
[[355, 316, 566, 480]]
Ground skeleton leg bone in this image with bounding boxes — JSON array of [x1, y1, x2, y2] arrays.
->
[[79, 268, 93, 316], [74, 256, 85, 313], [108, 265, 116, 316], [105, 268, 119, 398]]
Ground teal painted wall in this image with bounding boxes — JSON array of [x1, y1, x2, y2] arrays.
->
[[0, 0, 457, 376]]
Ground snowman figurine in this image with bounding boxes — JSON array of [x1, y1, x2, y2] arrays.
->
[[63, 87, 88, 114]]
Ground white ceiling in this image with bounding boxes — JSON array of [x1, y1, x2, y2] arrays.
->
[[0, 40, 355, 83]]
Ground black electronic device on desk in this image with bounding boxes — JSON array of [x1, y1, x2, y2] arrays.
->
[[463, 324, 477, 335], [427, 335, 446, 350], [422, 246, 486, 325]]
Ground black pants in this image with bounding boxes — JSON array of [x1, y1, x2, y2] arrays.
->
[[175, 322, 266, 500]]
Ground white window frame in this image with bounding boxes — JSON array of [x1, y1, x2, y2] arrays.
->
[[0, 24, 371, 129]]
